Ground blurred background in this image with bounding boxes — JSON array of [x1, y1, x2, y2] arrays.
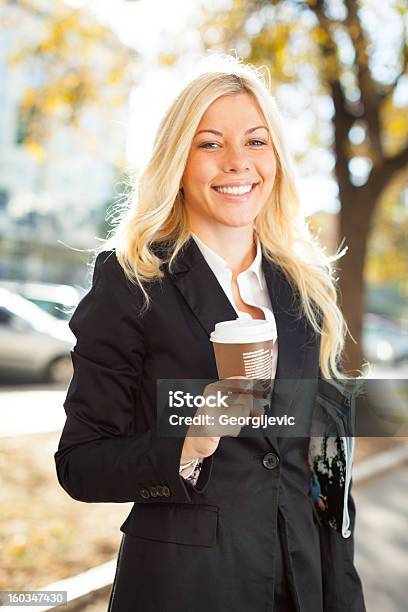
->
[[0, 0, 407, 610]]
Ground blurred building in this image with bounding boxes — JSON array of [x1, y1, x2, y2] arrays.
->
[[0, 0, 135, 283]]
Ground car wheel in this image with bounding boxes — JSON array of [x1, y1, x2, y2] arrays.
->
[[46, 356, 73, 385]]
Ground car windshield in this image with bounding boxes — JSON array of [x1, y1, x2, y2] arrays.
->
[[0, 289, 61, 333]]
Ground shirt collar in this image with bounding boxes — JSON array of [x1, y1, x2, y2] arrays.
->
[[191, 233, 228, 279], [191, 233, 264, 290], [245, 237, 264, 289]]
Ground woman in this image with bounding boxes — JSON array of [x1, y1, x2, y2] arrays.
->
[[55, 55, 366, 611]]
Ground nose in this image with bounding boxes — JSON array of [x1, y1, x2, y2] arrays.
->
[[222, 145, 251, 173]]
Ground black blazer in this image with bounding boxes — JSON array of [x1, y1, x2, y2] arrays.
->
[[55, 238, 365, 612]]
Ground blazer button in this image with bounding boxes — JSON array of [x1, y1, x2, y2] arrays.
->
[[149, 486, 158, 497], [162, 485, 171, 497], [140, 488, 150, 499], [156, 485, 164, 497], [262, 452, 280, 470]]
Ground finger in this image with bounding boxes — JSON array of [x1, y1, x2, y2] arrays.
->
[[227, 393, 254, 415], [217, 377, 253, 395], [250, 399, 266, 418]]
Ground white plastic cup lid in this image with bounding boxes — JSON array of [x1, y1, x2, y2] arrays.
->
[[210, 317, 277, 344]]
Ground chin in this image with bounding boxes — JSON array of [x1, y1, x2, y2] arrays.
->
[[215, 204, 262, 227], [217, 216, 257, 228], [218, 208, 259, 225]]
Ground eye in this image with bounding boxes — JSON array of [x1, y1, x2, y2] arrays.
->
[[198, 139, 267, 149], [198, 142, 220, 149], [248, 139, 267, 146]]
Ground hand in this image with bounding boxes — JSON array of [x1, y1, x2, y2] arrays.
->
[[180, 376, 265, 464]]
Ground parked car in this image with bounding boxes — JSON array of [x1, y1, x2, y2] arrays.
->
[[363, 313, 408, 364], [0, 288, 75, 384], [0, 280, 83, 320]]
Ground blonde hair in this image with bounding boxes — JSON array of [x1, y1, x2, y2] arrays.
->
[[102, 54, 349, 379]]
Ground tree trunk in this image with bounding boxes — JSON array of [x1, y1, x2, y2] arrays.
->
[[338, 187, 374, 374]]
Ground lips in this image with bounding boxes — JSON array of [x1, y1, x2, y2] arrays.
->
[[211, 183, 259, 198], [211, 182, 259, 201], [212, 181, 259, 190]]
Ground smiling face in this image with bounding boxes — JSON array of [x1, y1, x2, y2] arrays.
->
[[181, 92, 277, 233]]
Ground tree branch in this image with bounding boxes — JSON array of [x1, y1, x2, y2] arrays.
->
[[305, 1, 354, 191], [306, 0, 341, 84], [368, 143, 408, 198], [331, 79, 354, 194], [344, 0, 384, 166]]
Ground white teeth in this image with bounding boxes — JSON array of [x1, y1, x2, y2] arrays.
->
[[214, 184, 254, 195]]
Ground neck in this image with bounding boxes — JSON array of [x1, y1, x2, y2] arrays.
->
[[190, 224, 257, 278]]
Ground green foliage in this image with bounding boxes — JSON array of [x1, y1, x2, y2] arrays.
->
[[2, 0, 136, 159]]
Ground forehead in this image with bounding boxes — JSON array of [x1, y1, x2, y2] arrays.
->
[[196, 92, 265, 130]]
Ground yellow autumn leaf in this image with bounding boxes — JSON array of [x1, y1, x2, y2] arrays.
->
[[158, 53, 178, 68], [25, 141, 46, 162], [312, 26, 329, 45]]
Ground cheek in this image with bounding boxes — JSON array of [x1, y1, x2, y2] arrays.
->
[[258, 154, 277, 182], [266, 167, 277, 189], [184, 153, 215, 185]]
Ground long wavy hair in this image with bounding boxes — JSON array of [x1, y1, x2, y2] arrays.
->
[[101, 54, 350, 379]]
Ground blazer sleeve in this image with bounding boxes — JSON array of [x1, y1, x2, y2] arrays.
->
[[54, 250, 210, 504]]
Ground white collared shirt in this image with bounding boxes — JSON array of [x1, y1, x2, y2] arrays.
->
[[179, 233, 279, 481], [192, 233, 277, 325]]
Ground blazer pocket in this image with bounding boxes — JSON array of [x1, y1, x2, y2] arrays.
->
[[120, 502, 219, 548]]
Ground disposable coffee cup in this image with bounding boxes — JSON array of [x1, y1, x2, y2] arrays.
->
[[210, 317, 277, 386]]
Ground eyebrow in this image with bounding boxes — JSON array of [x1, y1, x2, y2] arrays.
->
[[195, 125, 269, 137]]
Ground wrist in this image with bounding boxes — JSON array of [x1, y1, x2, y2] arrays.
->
[[179, 457, 199, 478], [180, 454, 199, 466], [180, 457, 198, 470]]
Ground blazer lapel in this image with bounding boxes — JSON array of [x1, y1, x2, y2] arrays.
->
[[262, 254, 310, 449], [169, 237, 238, 338], [261, 254, 308, 383]]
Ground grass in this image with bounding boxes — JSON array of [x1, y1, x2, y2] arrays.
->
[[0, 432, 131, 590]]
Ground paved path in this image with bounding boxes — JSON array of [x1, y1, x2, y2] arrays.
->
[[354, 464, 408, 612], [0, 387, 66, 437]]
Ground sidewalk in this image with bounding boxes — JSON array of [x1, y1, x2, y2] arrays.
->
[[354, 464, 408, 612], [0, 388, 66, 437]]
